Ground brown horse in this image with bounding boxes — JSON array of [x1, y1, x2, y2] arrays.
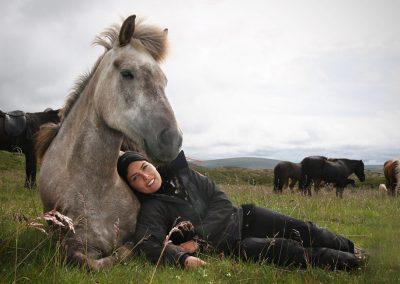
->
[[0, 109, 59, 187], [382, 159, 400, 196], [35, 15, 182, 270], [273, 161, 301, 193]]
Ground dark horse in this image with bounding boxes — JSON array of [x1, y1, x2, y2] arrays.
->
[[0, 109, 59, 188], [382, 159, 400, 196], [299, 156, 328, 195], [273, 161, 301, 193], [300, 156, 365, 198]]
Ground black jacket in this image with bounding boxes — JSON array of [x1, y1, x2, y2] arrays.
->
[[132, 151, 243, 266]]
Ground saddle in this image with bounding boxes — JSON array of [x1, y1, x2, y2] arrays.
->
[[1, 110, 27, 137]]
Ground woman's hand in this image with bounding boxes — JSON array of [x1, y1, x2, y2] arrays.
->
[[179, 240, 198, 253], [184, 256, 206, 268]]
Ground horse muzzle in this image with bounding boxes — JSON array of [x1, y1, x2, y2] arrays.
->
[[145, 127, 182, 162]]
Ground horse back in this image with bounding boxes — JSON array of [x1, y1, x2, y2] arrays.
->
[[300, 156, 327, 178], [26, 110, 60, 139], [1, 110, 27, 137], [384, 160, 399, 183], [322, 160, 347, 181], [274, 161, 301, 178]]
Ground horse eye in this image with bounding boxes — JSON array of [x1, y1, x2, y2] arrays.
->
[[121, 69, 134, 80]]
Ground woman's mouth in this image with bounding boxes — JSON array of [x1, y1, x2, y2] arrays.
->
[[147, 178, 155, 187]]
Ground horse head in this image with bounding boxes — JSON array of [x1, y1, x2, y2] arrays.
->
[[354, 160, 365, 182], [93, 15, 182, 162]]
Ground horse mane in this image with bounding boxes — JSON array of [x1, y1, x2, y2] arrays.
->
[[394, 160, 400, 192], [36, 17, 168, 160], [94, 18, 168, 61], [58, 55, 104, 121], [35, 123, 61, 160]]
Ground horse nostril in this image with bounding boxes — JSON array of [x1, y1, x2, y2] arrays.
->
[[159, 127, 182, 148]]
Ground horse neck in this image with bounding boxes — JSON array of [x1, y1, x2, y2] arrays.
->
[[57, 91, 122, 180], [27, 111, 59, 133], [343, 159, 359, 174]]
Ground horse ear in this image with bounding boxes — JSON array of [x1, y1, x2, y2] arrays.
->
[[119, 15, 136, 47]]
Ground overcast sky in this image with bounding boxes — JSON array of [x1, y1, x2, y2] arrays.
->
[[1, 0, 399, 164]]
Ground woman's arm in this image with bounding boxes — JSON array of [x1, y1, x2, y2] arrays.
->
[[133, 201, 190, 267], [190, 170, 236, 244]]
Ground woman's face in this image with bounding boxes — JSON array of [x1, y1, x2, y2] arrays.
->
[[126, 160, 162, 194]]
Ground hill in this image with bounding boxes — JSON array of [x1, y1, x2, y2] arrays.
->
[[190, 156, 382, 171], [190, 157, 281, 169]]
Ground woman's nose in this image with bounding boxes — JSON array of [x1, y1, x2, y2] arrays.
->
[[140, 172, 150, 179]]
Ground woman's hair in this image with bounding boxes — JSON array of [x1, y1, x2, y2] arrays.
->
[[117, 151, 148, 183]]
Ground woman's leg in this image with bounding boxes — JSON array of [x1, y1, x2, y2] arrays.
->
[[242, 205, 354, 252], [240, 237, 360, 270], [240, 237, 307, 268]]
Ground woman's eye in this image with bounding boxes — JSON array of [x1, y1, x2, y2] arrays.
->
[[143, 165, 148, 170], [121, 69, 134, 80], [132, 176, 137, 182]]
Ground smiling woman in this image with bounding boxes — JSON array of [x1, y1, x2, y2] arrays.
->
[[117, 150, 366, 270], [118, 151, 162, 194]]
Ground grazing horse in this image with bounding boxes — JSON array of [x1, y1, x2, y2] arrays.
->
[[300, 156, 365, 197], [35, 15, 182, 270], [382, 159, 400, 196], [299, 156, 328, 195], [0, 109, 59, 187], [321, 158, 365, 198], [273, 161, 301, 193]]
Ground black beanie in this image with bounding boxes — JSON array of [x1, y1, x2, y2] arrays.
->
[[117, 151, 148, 183]]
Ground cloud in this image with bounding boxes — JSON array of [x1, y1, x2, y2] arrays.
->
[[0, 0, 399, 164]]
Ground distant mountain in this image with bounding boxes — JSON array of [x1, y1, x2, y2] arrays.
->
[[364, 164, 382, 171], [189, 157, 383, 171], [190, 157, 282, 169]]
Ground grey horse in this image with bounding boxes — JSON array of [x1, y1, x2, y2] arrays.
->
[[36, 15, 182, 270]]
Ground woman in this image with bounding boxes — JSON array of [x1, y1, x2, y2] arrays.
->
[[118, 150, 364, 269]]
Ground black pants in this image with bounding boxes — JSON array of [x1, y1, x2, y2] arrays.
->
[[239, 205, 359, 270]]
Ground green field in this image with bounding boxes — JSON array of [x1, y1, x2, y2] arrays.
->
[[1, 151, 399, 283]]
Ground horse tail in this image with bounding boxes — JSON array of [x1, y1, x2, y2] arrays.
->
[[35, 122, 60, 160], [273, 166, 280, 191], [273, 173, 279, 191], [394, 160, 400, 193]]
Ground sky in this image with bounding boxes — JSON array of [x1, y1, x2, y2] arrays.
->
[[0, 0, 399, 164]]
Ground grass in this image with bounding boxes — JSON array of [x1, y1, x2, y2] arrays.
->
[[1, 150, 400, 283]]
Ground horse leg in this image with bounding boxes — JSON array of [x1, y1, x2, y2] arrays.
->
[[314, 179, 321, 194], [307, 179, 312, 196], [283, 176, 289, 190], [24, 151, 36, 188], [30, 154, 37, 188], [24, 153, 31, 188], [391, 185, 396, 197], [63, 235, 134, 271], [273, 175, 279, 193], [289, 178, 297, 192], [335, 187, 344, 198], [387, 184, 394, 196], [274, 176, 284, 194], [278, 177, 285, 194]]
